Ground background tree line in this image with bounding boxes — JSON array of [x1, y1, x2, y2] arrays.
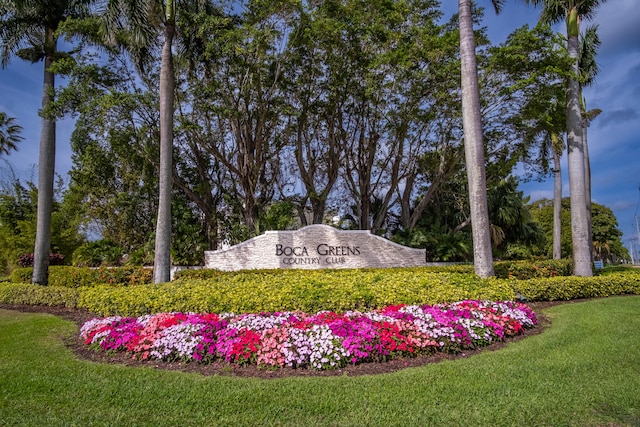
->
[[0, 0, 627, 278]]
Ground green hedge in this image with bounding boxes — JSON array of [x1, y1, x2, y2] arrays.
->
[[511, 269, 640, 302], [494, 259, 574, 279], [0, 283, 80, 308], [10, 266, 153, 287], [172, 265, 478, 282], [2, 266, 638, 317], [78, 269, 515, 316]]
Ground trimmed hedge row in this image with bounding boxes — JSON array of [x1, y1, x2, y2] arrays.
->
[[10, 266, 153, 287], [2, 266, 638, 317], [7, 259, 572, 287], [493, 259, 573, 279], [0, 283, 80, 308], [174, 260, 573, 282], [511, 270, 640, 302], [78, 271, 515, 316]]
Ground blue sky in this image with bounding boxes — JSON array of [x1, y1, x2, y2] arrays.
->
[[1, 0, 639, 258]]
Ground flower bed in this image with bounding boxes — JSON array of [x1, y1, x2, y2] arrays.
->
[[80, 300, 537, 370]]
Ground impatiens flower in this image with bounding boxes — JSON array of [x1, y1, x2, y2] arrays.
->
[[81, 300, 537, 370]]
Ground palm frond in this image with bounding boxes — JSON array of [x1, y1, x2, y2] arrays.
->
[[0, 112, 23, 154], [491, 0, 505, 14], [579, 24, 601, 87], [101, 0, 160, 73]]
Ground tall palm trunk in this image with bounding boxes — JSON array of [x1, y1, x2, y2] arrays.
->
[[583, 117, 593, 260], [565, 8, 592, 276], [552, 133, 562, 259], [458, 0, 494, 277], [153, 19, 175, 284], [32, 27, 57, 286]]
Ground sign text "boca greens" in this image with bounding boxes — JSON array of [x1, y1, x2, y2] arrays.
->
[[275, 243, 361, 265]]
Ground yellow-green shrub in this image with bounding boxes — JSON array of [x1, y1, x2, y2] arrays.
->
[[510, 270, 640, 302], [10, 266, 153, 287], [78, 268, 516, 317], [9, 268, 31, 283], [7, 265, 639, 317], [173, 268, 225, 281], [0, 283, 80, 307]]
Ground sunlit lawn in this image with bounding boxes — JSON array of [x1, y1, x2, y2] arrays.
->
[[1, 296, 639, 426]]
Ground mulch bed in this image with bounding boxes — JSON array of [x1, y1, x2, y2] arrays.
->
[[0, 301, 569, 379]]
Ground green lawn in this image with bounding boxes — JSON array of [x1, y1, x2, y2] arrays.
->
[[1, 296, 639, 426]]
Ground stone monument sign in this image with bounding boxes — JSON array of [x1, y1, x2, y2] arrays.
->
[[204, 224, 426, 271]]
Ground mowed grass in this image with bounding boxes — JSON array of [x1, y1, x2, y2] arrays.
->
[[1, 296, 639, 427]]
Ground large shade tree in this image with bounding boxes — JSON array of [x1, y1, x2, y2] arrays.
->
[[0, 0, 93, 285], [524, 0, 606, 276]]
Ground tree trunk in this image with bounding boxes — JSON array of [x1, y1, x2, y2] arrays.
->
[[565, 9, 592, 277], [356, 130, 374, 230], [583, 115, 593, 262], [32, 27, 57, 286], [458, 0, 494, 277], [311, 196, 327, 224], [552, 135, 562, 260], [153, 21, 175, 283]]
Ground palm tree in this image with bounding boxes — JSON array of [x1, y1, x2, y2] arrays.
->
[[0, 112, 23, 154], [101, 1, 166, 282], [550, 131, 564, 258], [579, 25, 602, 261], [102, 0, 214, 283], [457, 0, 503, 277], [102, 0, 175, 283], [1, 0, 93, 285], [515, 55, 566, 260], [524, 0, 606, 276], [531, 97, 566, 260], [154, 0, 176, 284]]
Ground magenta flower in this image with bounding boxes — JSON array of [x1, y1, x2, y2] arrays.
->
[[80, 300, 538, 370]]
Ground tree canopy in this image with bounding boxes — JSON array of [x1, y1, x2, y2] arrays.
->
[[0, 0, 624, 272]]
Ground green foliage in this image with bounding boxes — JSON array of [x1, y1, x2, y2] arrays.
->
[[494, 259, 573, 279], [529, 198, 629, 261], [170, 196, 208, 266], [10, 266, 152, 287], [393, 223, 472, 262], [528, 198, 572, 256], [0, 175, 85, 275], [79, 268, 516, 316], [66, 90, 159, 256], [0, 180, 39, 274], [394, 178, 544, 262], [259, 200, 297, 232], [591, 203, 628, 262], [486, 178, 545, 256], [72, 240, 124, 267]]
